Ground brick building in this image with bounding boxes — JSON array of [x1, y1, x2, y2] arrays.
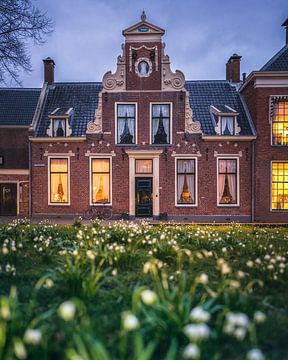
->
[[1, 13, 288, 222]]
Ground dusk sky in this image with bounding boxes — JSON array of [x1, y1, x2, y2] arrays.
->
[[19, 0, 288, 87]]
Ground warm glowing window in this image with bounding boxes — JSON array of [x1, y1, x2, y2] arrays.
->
[[272, 101, 288, 145], [218, 159, 238, 205], [49, 158, 69, 204], [91, 159, 110, 204], [151, 104, 170, 144], [271, 162, 288, 210], [135, 159, 153, 174], [176, 159, 196, 205], [117, 104, 135, 144], [52, 119, 66, 137]]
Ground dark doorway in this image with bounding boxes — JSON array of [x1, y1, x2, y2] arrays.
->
[[135, 177, 153, 217], [0, 183, 17, 216]]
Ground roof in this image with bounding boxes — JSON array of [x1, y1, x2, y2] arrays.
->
[[35, 82, 102, 137], [0, 88, 40, 126], [260, 45, 288, 71], [185, 80, 254, 136]]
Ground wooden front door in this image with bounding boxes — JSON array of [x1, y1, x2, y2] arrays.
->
[[0, 184, 17, 216], [135, 177, 153, 217]]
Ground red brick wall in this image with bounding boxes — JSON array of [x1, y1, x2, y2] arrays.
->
[[0, 128, 29, 168]]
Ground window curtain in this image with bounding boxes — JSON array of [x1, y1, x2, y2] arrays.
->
[[227, 160, 237, 202], [117, 105, 135, 143], [177, 160, 195, 203], [50, 159, 68, 203], [53, 119, 65, 136], [92, 159, 110, 203], [152, 105, 170, 143], [227, 117, 234, 135], [221, 117, 234, 135], [218, 160, 226, 202]]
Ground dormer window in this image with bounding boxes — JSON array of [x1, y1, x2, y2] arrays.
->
[[47, 108, 73, 137], [211, 105, 241, 136]]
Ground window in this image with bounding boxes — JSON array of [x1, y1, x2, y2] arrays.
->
[[271, 162, 288, 210], [117, 104, 136, 144], [49, 158, 69, 204], [91, 159, 111, 204], [151, 104, 171, 144], [218, 158, 238, 205], [52, 119, 66, 137], [135, 159, 153, 174], [176, 159, 196, 205], [220, 116, 235, 135], [138, 61, 149, 75], [0, 156, 3, 166], [271, 101, 288, 145]]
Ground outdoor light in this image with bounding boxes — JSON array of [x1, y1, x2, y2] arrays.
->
[[132, 50, 137, 60], [179, 90, 185, 101], [150, 50, 155, 60]]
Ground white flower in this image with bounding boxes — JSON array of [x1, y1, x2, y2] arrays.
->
[[58, 301, 76, 321], [24, 329, 42, 345], [183, 344, 200, 359], [141, 290, 158, 305], [183, 323, 210, 341], [190, 307, 211, 323], [254, 311, 266, 324], [86, 250, 95, 260], [122, 312, 139, 331], [198, 273, 208, 284], [247, 348, 265, 360], [14, 340, 27, 359], [246, 260, 254, 268]]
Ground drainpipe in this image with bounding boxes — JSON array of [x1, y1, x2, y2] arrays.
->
[[28, 140, 32, 218], [251, 140, 255, 223]]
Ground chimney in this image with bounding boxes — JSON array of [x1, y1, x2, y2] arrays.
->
[[226, 53, 242, 83], [43, 57, 55, 85], [281, 18, 288, 45]]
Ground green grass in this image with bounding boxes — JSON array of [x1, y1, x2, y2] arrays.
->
[[0, 220, 287, 359]]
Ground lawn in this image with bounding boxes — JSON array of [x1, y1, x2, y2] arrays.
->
[[0, 219, 287, 360]]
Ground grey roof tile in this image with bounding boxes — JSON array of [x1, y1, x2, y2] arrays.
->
[[185, 80, 254, 136], [260, 45, 288, 71], [35, 82, 102, 137], [0, 88, 40, 126]]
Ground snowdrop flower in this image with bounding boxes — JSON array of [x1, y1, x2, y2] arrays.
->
[[86, 250, 95, 260], [246, 260, 254, 268], [183, 323, 210, 341], [141, 290, 158, 305], [13, 340, 27, 360], [198, 273, 208, 284], [190, 307, 211, 323], [254, 311, 266, 324], [58, 301, 76, 321], [24, 329, 42, 345], [247, 348, 265, 360], [183, 344, 200, 359], [122, 312, 139, 331]]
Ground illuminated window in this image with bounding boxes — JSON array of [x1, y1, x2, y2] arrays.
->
[[176, 159, 196, 205], [271, 100, 288, 145], [135, 159, 153, 174], [151, 104, 171, 144], [49, 158, 69, 204], [271, 162, 288, 210], [218, 158, 238, 205], [91, 159, 111, 204], [117, 104, 135, 144]]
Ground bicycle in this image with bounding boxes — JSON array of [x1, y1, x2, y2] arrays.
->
[[83, 204, 112, 220]]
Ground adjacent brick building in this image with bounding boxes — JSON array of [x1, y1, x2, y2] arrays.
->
[[1, 13, 288, 222]]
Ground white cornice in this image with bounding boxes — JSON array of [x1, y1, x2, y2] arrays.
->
[[240, 71, 288, 91], [0, 169, 29, 175], [29, 136, 86, 142], [202, 135, 256, 141]]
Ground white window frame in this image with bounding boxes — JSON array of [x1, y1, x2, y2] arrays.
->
[[217, 156, 240, 207], [220, 116, 236, 135], [175, 157, 198, 207], [115, 102, 138, 145], [48, 156, 70, 206], [270, 161, 288, 212], [150, 102, 173, 145], [89, 156, 112, 206]]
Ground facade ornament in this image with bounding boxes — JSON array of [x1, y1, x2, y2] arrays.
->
[[141, 10, 147, 22], [86, 92, 103, 134], [184, 90, 202, 133], [102, 45, 126, 91], [129, 45, 158, 72]]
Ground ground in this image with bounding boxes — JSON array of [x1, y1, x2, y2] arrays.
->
[[0, 219, 287, 359]]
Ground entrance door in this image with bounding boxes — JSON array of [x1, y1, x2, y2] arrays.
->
[[135, 177, 153, 217], [0, 184, 17, 216]]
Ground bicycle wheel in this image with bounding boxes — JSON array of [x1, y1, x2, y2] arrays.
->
[[101, 207, 112, 220], [83, 208, 94, 220]]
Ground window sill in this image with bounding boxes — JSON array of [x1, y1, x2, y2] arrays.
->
[[175, 204, 198, 208], [217, 204, 240, 208], [48, 203, 70, 206]]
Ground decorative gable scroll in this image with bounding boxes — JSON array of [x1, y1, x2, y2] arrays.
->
[[102, 45, 126, 92], [86, 92, 103, 134], [185, 91, 202, 134]]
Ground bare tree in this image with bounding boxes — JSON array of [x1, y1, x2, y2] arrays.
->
[[0, 0, 53, 85]]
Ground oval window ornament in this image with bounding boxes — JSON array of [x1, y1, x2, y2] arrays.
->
[[138, 26, 149, 33]]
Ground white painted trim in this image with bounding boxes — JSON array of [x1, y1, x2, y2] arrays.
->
[[126, 150, 162, 157], [48, 156, 70, 206], [171, 153, 202, 157], [85, 151, 116, 157], [29, 137, 86, 142], [44, 152, 75, 157], [270, 161, 288, 212], [174, 157, 198, 207], [202, 136, 256, 141], [0, 169, 29, 175], [254, 78, 288, 88], [216, 156, 240, 207], [149, 102, 173, 145], [89, 156, 112, 206], [115, 102, 138, 145], [0, 181, 20, 215], [214, 151, 242, 158]]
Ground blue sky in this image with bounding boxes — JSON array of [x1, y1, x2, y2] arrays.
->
[[20, 0, 288, 87]]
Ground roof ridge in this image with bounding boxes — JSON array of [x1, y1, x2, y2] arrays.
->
[[54, 81, 102, 85], [260, 44, 288, 71]]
